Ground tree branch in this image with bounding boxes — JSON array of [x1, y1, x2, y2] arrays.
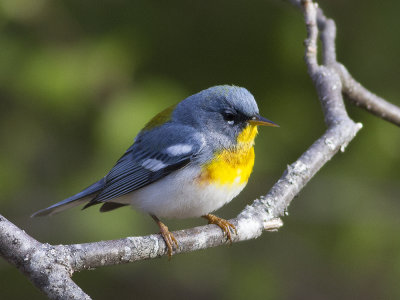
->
[[335, 63, 400, 126], [290, 0, 400, 127], [1, 0, 399, 298], [0, 215, 90, 300]]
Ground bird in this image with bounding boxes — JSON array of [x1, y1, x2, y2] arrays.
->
[[32, 85, 278, 257]]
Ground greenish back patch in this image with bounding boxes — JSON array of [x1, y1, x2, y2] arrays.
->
[[143, 103, 177, 131]]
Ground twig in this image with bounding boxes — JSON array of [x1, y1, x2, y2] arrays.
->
[[290, 0, 400, 127], [335, 63, 400, 126]]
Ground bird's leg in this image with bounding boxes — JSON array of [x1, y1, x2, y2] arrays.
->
[[151, 215, 178, 258], [202, 214, 237, 242]]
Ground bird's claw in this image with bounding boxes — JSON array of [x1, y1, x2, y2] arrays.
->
[[158, 222, 178, 259], [203, 214, 237, 242], [151, 215, 178, 259]]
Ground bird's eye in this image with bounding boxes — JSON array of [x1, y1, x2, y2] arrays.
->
[[223, 112, 236, 125]]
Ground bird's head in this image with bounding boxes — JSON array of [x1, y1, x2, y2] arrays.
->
[[174, 85, 278, 149]]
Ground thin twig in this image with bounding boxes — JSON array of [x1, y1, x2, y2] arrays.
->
[[335, 63, 400, 126], [290, 0, 400, 127]]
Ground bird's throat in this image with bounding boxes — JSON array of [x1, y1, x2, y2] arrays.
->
[[197, 124, 257, 186]]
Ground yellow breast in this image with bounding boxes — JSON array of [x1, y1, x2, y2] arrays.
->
[[197, 124, 258, 186]]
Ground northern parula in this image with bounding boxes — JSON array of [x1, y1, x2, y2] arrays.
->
[[32, 85, 278, 257]]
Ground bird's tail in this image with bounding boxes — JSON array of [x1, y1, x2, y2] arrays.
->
[[31, 178, 105, 217]]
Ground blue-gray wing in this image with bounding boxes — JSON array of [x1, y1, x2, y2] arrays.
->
[[84, 124, 204, 207]]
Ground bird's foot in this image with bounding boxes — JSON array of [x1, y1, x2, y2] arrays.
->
[[203, 214, 237, 242], [151, 215, 178, 259], [159, 222, 178, 259]]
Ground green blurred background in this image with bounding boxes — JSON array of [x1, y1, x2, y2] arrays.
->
[[1, 0, 399, 299]]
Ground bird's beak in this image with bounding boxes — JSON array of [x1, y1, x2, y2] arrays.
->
[[249, 114, 279, 127]]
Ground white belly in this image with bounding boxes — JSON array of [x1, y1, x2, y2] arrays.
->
[[113, 166, 246, 218]]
